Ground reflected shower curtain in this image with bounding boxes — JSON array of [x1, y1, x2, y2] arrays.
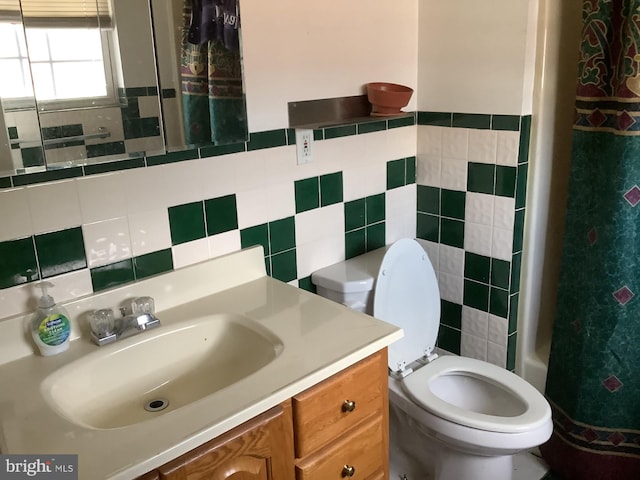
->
[[181, 0, 247, 145], [540, 1, 640, 478]]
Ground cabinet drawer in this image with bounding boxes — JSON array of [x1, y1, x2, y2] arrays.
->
[[292, 350, 387, 457], [295, 417, 385, 480]]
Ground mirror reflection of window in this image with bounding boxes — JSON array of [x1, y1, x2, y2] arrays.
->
[[0, 22, 33, 100]]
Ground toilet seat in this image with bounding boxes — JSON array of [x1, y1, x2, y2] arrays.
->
[[401, 355, 550, 434]]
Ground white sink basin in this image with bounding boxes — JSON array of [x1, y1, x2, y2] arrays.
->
[[41, 314, 283, 430]]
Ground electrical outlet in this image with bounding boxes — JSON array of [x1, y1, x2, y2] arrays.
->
[[295, 129, 313, 165]]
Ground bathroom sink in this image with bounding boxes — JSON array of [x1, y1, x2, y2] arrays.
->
[[40, 314, 283, 430]]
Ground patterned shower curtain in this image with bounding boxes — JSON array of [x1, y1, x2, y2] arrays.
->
[[181, 0, 247, 146], [540, 1, 640, 478]]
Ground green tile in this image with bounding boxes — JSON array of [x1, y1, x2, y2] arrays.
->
[[507, 333, 518, 370], [140, 117, 161, 137], [270, 249, 297, 283], [492, 115, 521, 131], [508, 293, 519, 334], [515, 162, 528, 209], [366, 223, 386, 251], [490, 287, 509, 318], [41, 126, 62, 140], [324, 124, 356, 139], [387, 159, 405, 190], [452, 113, 491, 130], [21, 147, 45, 167], [199, 142, 245, 158], [406, 156, 416, 184], [345, 199, 366, 231], [240, 224, 270, 255], [440, 218, 464, 248], [294, 177, 320, 213], [269, 217, 296, 254], [298, 276, 316, 293], [440, 189, 465, 220], [417, 185, 439, 214], [133, 249, 173, 280], [388, 115, 415, 128], [35, 227, 86, 279], [246, 129, 287, 151], [0, 177, 11, 189], [358, 120, 387, 134], [146, 148, 199, 166], [441, 300, 462, 330], [464, 252, 490, 284], [417, 112, 451, 127], [513, 209, 525, 253], [313, 129, 324, 141], [437, 325, 461, 355], [0, 237, 38, 289], [518, 116, 532, 164], [511, 252, 522, 293], [467, 163, 495, 194], [463, 280, 489, 311], [495, 165, 517, 198], [345, 229, 366, 259], [84, 157, 145, 176], [8, 126, 18, 140], [320, 172, 343, 207], [286, 128, 296, 145], [91, 259, 135, 292], [168, 202, 206, 246], [205, 194, 238, 236], [491, 258, 511, 290], [417, 213, 439, 242], [366, 193, 385, 224], [12, 167, 83, 187]]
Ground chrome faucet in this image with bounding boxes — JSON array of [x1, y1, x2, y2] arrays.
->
[[89, 296, 161, 346]]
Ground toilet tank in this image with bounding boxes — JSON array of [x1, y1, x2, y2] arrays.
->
[[311, 247, 388, 313]]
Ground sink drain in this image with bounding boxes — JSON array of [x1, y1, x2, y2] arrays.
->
[[144, 398, 169, 412]]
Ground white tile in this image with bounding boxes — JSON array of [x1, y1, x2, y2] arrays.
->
[[416, 154, 441, 187], [296, 234, 344, 279], [82, 217, 132, 269], [342, 164, 386, 202], [128, 209, 171, 257], [442, 128, 469, 160], [488, 314, 508, 346], [208, 230, 242, 258], [494, 196, 516, 230], [123, 165, 168, 215], [465, 192, 494, 226], [26, 180, 82, 234], [468, 129, 497, 164], [438, 244, 464, 277], [160, 159, 205, 207], [492, 227, 514, 261], [461, 332, 487, 361], [416, 239, 439, 272], [0, 187, 32, 241], [386, 185, 417, 244], [487, 341, 507, 367], [124, 137, 163, 155], [171, 238, 209, 269], [385, 124, 418, 159], [496, 131, 520, 166], [234, 149, 267, 192], [440, 158, 467, 191], [438, 272, 463, 304], [513, 452, 549, 480], [200, 152, 242, 199], [462, 306, 489, 339], [464, 222, 492, 257], [265, 181, 295, 221], [138, 96, 161, 118], [76, 172, 127, 223], [295, 203, 344, 247], [417, 125, 443, 157], [236, 187, 269, 229]]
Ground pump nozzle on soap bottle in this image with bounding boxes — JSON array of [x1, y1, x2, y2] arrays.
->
[[31, 281, 71, 356]]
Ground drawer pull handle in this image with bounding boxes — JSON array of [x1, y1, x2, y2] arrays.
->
[[342, 400, 356, 412], [341, 465, 356, 477]]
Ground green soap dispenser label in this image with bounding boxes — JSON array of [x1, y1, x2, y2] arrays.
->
[[38, 314, 70, 346]]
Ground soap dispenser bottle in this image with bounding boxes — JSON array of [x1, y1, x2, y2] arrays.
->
[[31, 281, 71, 356]]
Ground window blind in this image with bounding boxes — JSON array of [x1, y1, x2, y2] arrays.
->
[[0, 0, 112, 28]]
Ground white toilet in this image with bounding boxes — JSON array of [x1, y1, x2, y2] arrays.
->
[[312, 238, 552, 480]]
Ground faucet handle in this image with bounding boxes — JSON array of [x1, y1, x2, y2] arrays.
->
[[132, 296, 155, 315]]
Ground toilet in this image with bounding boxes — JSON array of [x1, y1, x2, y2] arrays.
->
[[312, 238, 552, 480]]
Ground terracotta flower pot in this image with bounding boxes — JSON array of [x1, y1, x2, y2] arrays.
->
[[366, 82, 413, 116]]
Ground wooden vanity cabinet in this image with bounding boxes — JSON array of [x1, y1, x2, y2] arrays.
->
[[137, 349, 388, 480]]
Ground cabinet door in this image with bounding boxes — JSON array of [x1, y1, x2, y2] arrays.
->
[[158, 401, 295, 480]]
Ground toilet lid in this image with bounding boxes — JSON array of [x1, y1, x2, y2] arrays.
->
[[373, 239, 440, 372], [402, 355, 551, 433]]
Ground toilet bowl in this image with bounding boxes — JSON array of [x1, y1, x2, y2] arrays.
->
[[312, 238, 552, 480]]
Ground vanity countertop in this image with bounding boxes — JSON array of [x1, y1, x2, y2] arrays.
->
[[0, 247, 402, 479]]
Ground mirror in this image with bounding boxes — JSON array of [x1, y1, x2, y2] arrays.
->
[[0, 0, 249, 178]]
